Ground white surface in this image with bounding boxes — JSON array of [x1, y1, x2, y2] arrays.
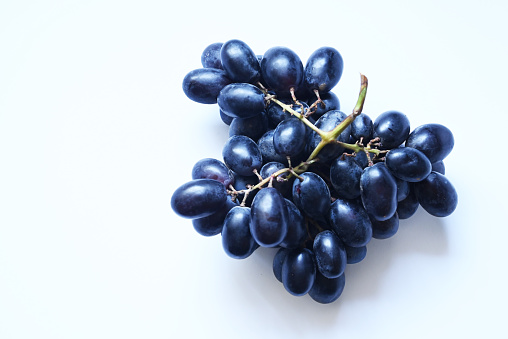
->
[[1, 1, 507, 338]]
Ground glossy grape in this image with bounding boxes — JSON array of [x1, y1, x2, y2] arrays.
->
[[191, 158, 234, 187], [171, 179, 227, 219], [273, 117, 307, 157], [385, 147, 432, 182], [201, 42, 223, 69], [218, 83, 265, 119], [280, 199, 307, 249], [221, 206, 258, 259], [329, 155, 363, 199], [273, 247, 290, 282], [304, 46, 344, 93], [228, 111, 268, 141], [182, 68, 231, 104], [432, 160, 446, 175], [259, 162, 292, 198], [308, 91, 340, 118], [261, 46, 304, 93], [329, 197, 373, 247], [313, 230, 347, 279], [351, 113, 374, 143], [397, 184, 419, 219], [220, 39, 261, 83], [360, 162, 398, 221], [308, 271, 345, 304], [250, 187, 288, 247], [370, 212, 399, 239], [405, 124, 454, 163], [415, 171, 458, 217], [373, 110, 410, 149], [292, 172, 331, 222], [193, 198, 237, 236], [345, 245, 367, 264], [257, 129, 289, 165], [282, 248, 316, 296], [222, 135, 263, 177]]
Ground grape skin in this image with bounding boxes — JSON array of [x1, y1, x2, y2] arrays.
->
[[406, 123, 454, 163], [182, 68, 231, 104], [250, 187, 288, 247], [282, 248, 316, 296], [415, 171, 458, 217], [221, 206, 258, 259], [313, 230, 347, 279], [191, 158, 235, 188], [308, 271, 345, 304], [222, 135, 263, 177], [360, 162, 398, 221], [260, 46, 304, 93], [171, 179, 227, 219], [201, 42, 223, 69], [373, 110, 410, 150], [218, 83, 266, 119], [220, 39, 261, 84], [304, 46, 344, 93]]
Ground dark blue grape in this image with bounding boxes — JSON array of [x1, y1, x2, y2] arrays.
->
[[351, 113, 374, 142], [260, 46, 304, 93], [329, 197, 373, 247], [257, 129, 289, 165], [306, 110, 351, 163], [218, 83, 265, 119], [386, 147, 432, 182], [193, 198, 237, 236], [201, 42, 223, 69], [250, 187, 288, 247], [280, 199, 307, 249], [221, 206, 258, 259], [304, 46, 344, 93], [266, 100, 308, 127], [222, 135, 263, 177], [292, 172, 331, 223], [232, 172, 259, 206], [405, 124, 454, 163], [191, 158, 234, 188], [171, 179, 227, 219], [308, 271, 345, 304], [360, 162, 398, 221], [414, 172, 458, 217], [397, 184, 419, 219], [345, 245, 367, 264], [373, 110, 410, 149], [220, 39, 261, 83], [329, 155, 363, 199], [273, 117, 307, 157], [432, 160, 446, 175], [395, 177, 410, 202], [228, 111, 268, 141], [307, 91, 340, 118], [259, 162, 292, 198], [182, 68, 231, 104], [353, 151, 373, 169], [282, 248, 316, 296], [370, 212, 399, 239], [313, 230, 347, 279], [219, 109, 234, 125], [273, 247, 290, 283]]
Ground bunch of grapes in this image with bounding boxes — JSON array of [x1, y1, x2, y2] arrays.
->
[[171, 39, 458, 304]]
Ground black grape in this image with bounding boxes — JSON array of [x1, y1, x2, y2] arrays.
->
[[345, 245, 367, 264], [351, 113, 374, 143], [201, 42, 223, 69], [304, 46, 344, 93], [282, 248, 316, 296], [257, 129, 289, 165], [360, 162, 398, 221], [266, 100, 308, 127], [260, 46, 304, 94], [220, 39, 261, 83], [221, 206, 258, 259], [292, 172, 331, 223], [259, 162, 292, 198], [414, 171, 458, 217], [329, 197, 373, 247], [395, 177, 410, 202], [191, 158, 235, 188], [308, 271, 346, 304], [313, 230, 347, 279], [273, 117, 307, 157], [193, 199, 237, 237], [406, 124, 454, 163], [250, 187, 288, 247], [373, 110, 410, 149], [273, 247, 290, 283], [182, 68, 231, 104], [171, 179, 227, 219], [329, 155, 363, 199], [306, 110, 351, 163], [228, 111, 269, 141], [218, 83, 265, 119], [385, 147, 432, 182], [397, 184, 419, 219], [232, 172, 259, 206], [219, 109, 234, 125], [370, 212, 399, 239], [222, 135, 263, 177], [280, 199, 307, 249]]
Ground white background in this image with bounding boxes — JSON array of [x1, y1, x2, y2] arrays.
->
[[1, 1, 507, 338]]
